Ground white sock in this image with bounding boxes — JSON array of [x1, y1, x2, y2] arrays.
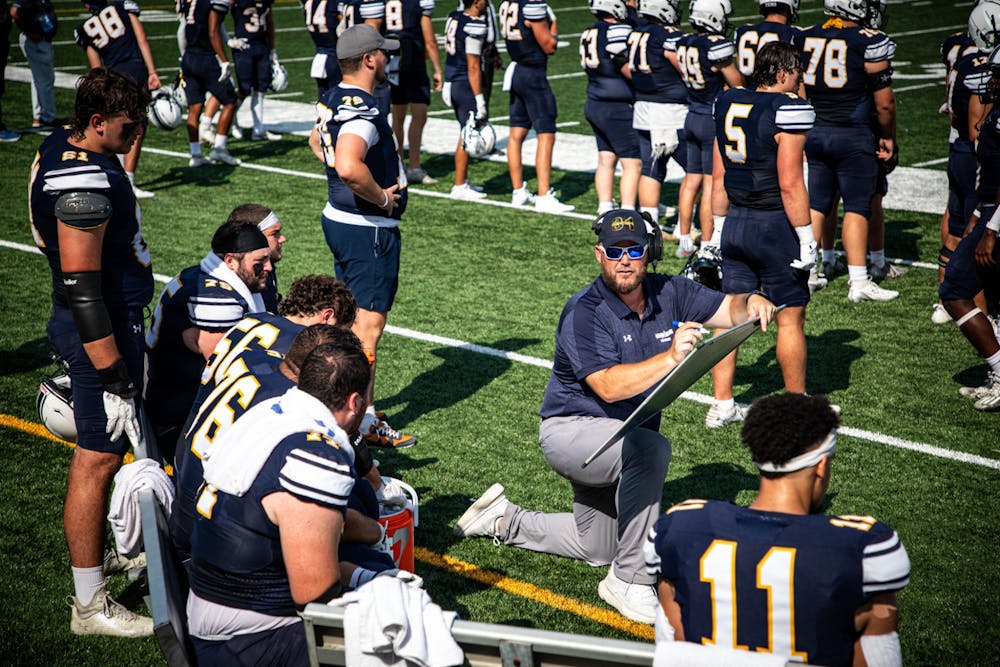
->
[[72, 566, 105, 606], [822, 249, 836, 264], [679, 235, 694, 252], [126, 172, 135, 185], [251, 91, 265, 134], [641, 206, 658, 221], [708, 226, 723, 248], [214, 134, 228, 150], [869, 249, 885, 268], [199, 116, 211, 131], [189, 142, 202, 156], [847, 265, 868, 283], [598, 200, 615, 214], [514, 183, 528, 193], [987, 350, 1000, 375], [715, 398, 735, 412]]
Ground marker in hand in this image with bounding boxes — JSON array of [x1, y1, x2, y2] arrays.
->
[[673, 321, 712, 335]]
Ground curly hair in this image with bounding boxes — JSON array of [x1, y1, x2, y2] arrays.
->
[[284, 324, 362, 379], [278, 275, 358, 327], [298, 342, 370, 412], [741, 393, 839, 476], [71, 68, 150, 138]]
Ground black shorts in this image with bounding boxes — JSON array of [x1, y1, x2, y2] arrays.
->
[[181, 49, 237, 106], [806, 125, 877, 218], [233, 43, 272, 95], [585, 98, 640, 159]]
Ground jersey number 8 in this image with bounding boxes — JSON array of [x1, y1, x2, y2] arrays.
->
[[801, 37, 848, 89]]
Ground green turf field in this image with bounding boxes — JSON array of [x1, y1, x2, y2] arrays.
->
[[1, 1, 998, 665]]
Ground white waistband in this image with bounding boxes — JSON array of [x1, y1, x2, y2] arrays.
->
[[323, 202, 399, 229]]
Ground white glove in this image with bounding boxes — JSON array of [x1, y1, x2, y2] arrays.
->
[[103, 391, 141, 449], [270, 49, 279, 64], [789, 225, 817, 271], [372, 523, 393, 555], [376, 476, 408, 510], [216, 56, 233, 83], [475, 93, 487, 121], [227, 37, 249, 51]]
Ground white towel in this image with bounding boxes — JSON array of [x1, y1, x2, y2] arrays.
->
[[341, 576, 463, 667], [107, 459, 175, 558], [198, 251, 266, 314], [202, 387, 352, 497], [653, 640, 790, 667]]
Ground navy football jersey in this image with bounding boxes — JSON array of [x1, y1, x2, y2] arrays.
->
[[444, 10, 486, 81], [29, 128, 154, 310], [342, 0, 384, 29], [646, 500, 910, 667], [232, 0, 273, 43], [627, 22, 686, 104], [714, 88, 814, 210], [940, 31, 977, 73], [976, 105, 1000, 205], [315, 84, 408, 221], [180, 0, 231, 52], [949, 51, 991, 142], [579, 20, 634, 102], [74, 0, 143, 69], [735, 20, 799, 80], [676, 32, 735, 113], [799, 21, 894, 127], [384, 0, 432, 45], [499, 0, 549, 68], [301, 0, 341, 50]]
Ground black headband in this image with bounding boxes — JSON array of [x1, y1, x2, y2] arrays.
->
[[211, 224, 268, 255]]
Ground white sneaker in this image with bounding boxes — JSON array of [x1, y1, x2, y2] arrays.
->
[[68, 587, 154, 638], [454, 483, 509, 544], [466, 180, 485, 193], [406, 167, 437, 184], [103, 549, 147, 578], [535, 189, 574, 213], [511, 186, 535, 207], [705, 402, 746, 429], [931, 303, 952, 324], [960, 371, 1000, 399], [250, 129, 281, 141], [131, 184, 155, 199], [450, 183, 487, 200], [209, 147, 241, 166], [189, 154, 209, 167], [198, 124, 214, 145], [847, 279, 898, 303], [597, 570, 657, 624]]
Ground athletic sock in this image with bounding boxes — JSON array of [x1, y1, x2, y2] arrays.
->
[[251, 91, 265, 135], [869, 249, 885, 269], [822, 249, 836, 265], [641, 206, 659, 221], [715, 398, 735, 412], [72, 566, 105, 606], [598, 201, 615, 215], [847, 265, 868, 283], [679, 235, 694, 252], [189, 142, 202, 156], [987, 350, 1000, 375], [214, 134, 228, 150]]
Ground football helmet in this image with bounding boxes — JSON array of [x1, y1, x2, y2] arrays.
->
[[689, 0, 733, 35], [865, 0, 887, 29], [270, 60, 289, 92], [589, 0, 629, 20], [969, 0, 1000, 52], [37, 374, 77, 442], [680, 247, 723, 291], [148, 88, 183, 131], [759, 0, 799, 22], [170, 73, 189, 109], [82, 0, 107, 12], [640, 0, 681, 25], [462, 112, 497, 158]]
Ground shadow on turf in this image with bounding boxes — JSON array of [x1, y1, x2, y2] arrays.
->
[[0, 336, 56, 375], [663, 462, 758, 506], [376, 337, 540, 429]]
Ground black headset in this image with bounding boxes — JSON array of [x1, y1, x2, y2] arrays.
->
[[591, 210, 664, 265]]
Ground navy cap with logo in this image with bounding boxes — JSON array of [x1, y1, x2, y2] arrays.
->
[[595, 209, 648, 247]]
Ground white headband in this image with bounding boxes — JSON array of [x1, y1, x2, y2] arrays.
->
[[257, 211, 280, 232], [756, 430, 837, 473]]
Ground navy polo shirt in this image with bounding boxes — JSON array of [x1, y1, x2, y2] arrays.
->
[[539, 273, 725, 430]]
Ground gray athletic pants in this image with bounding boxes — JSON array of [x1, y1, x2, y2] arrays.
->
[[501, 415, 671, 585]]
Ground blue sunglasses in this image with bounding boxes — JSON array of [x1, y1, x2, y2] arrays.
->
[[599, 244, 647, 261]]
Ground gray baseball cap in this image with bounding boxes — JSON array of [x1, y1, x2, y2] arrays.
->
[[336, 25, 401, 60]]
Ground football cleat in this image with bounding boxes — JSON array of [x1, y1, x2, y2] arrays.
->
[[405, 167, 438, 184], [535, 189, 575, 213], [103, 549, 147, 579], [511, 186, 536, 207], [132, 185, 156, 199], [450, 183, 487, 201], [68, 587, 153, 638], [208, 147, 241, 166], [868, 262, 908, 281], [250, 130, 281, 141], [820, 257, 846, 279], [974, 380, 1000, 411], [847, 279, 898, 303], [189, 154, 209, 167], [705, 402, 746, 428], [959, 371, 1000, 399], [931, 303, 952, 324], [362, 420, 416, 449]]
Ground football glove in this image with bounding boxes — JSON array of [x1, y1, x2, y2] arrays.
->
[[789, 225, 817, 272], [227, 37, 249, 51], [97, 359, 141, 449], [376, 476, 408, 510], [475, 93, 488, 121], [216, 56, 233, 83]]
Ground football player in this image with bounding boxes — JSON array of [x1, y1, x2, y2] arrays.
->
[[229, 0, 280, 141], [341, 0, 394, 117], [226, 203, 287, 312], [74, 0, 162, 198], [581, 0, 640, 214], [799, 0, 897, 302], [706, 41, 815, 428], [385, 0, 443, 185], [675, 0, 742, 257], [179, 0, 240, 165], [30, 68, 154, 636], [301, 0, 344, 97], [734, 0, 800, 83], [646, 393, 910, 666], [500, 0, 574, 212], [444, 0, 491, 200], [628, 0, 686, 224], [144, 221, 272, 462]]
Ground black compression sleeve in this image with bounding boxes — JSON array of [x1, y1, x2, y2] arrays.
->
[[63, 270, 113, 344]]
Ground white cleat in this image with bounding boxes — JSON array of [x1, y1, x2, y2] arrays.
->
[[188, 154, 209, 167], [511, 186, 536, 207], [931, 303, 952, 324], [705, 402, 746, 429], [208, 147, 241, 166], [132, 186, 155, 199], [847, 279, 899, 303], [68, 587, 153, 638], [450, 183, 487, 200], [534, 189, 575, 213], [250, 130, 281, 141]]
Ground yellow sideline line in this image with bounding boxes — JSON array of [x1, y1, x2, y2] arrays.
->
[[1, 413, 652, 641]]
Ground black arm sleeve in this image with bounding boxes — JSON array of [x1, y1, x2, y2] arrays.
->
[[62, 270, 113, 344]]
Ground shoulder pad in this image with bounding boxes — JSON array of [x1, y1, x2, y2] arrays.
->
[[54, 191, 112, 228], [665, 498, 708, 514]]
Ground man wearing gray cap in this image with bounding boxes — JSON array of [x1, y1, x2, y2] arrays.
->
[[309, 24, 416, 449], [455, 209, 775, 625]]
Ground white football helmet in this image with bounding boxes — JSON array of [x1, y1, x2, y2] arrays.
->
[[823, 0, 869, 23], [970, 0, 1000, 52], [148, 88, 183, 131], [865, 0, 887, 29], [689, 0, 732, 34], [640, 0, 680, 25], [462, 113, 497, 158], [759, 0, 798, 22], [270, 60, 289, 92], [589, 0, 628, 20], [37, 374, 76, 442]]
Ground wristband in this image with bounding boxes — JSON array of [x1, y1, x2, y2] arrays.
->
[[986, 206, 1000, 233], [793, 225, 816, 244], [96, 358, 137, 399], [381, 190, 390, 209]]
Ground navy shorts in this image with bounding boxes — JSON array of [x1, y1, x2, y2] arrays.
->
[[806, 125, 877, 218], [449, 78, 476, 128], [947, 140, 978, 236], [721, 207, 811, 308], [683, 111, 714, 176], [638, 129, 669, 181], [46, 305, 146, 455], [193, 622, 308, 666], [391, 61, 431, 106], [509, 64, 557, 134], [321, 219, 401, 313], [940, 208, 1000, 303], [181, 49, 237, 106], [233, 43, 272, 96], [315, 48, 343, 98], [585, 98, 640, 159], [112, 60, 149, 90], [673, 127, 689, 172]]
